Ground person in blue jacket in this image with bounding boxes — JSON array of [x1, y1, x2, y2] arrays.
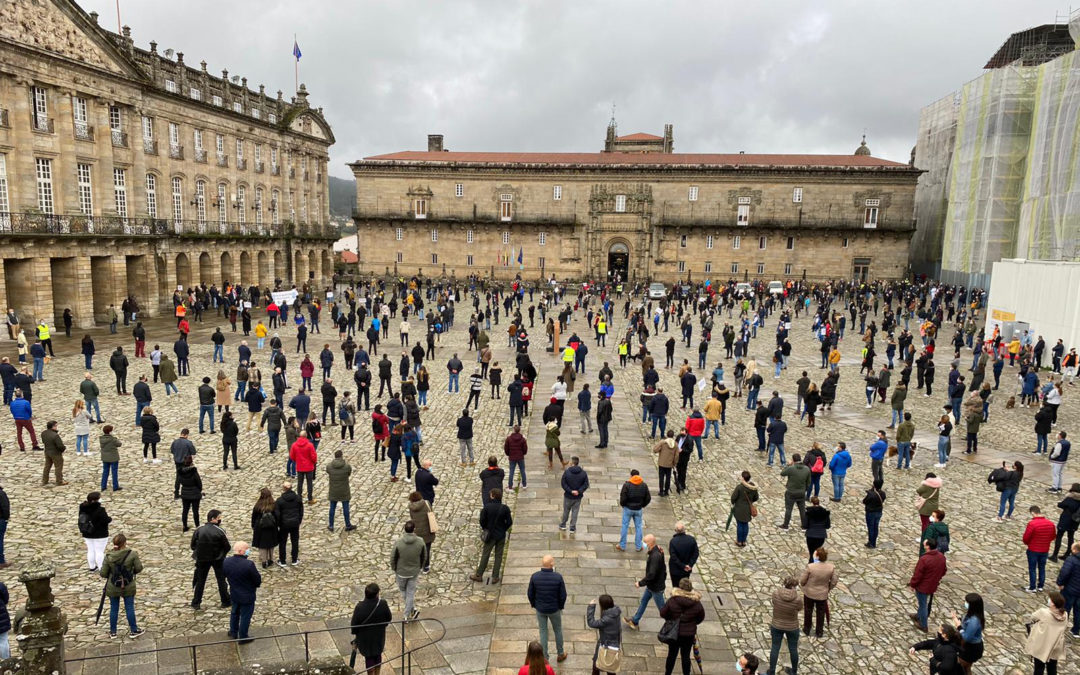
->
[[868, 430, 889, 484], [10, 390, 39, 451], [828, 442, 852, 502]]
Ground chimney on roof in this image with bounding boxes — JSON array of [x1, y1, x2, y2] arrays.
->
[[428, 134, 444, 152], [663, 124, 674, 153], [89, 11, 98, 24]]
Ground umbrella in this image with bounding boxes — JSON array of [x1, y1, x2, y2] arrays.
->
[[725, 508, 734, 530], [693, 635, 704, 674]]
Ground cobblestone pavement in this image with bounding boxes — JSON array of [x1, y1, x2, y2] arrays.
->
[[1, 294, 1074, 674]]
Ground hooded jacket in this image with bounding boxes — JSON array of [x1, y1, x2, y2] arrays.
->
[[1025, 605, 1068, 663], [503, 432, 527, 461], [916, 476, 943, 516], [586, 604, 622, 649], [684, 411, 705, 437], [1057, 491, 1080, 530], [390, 532, 427, 578], [289, 437, 317, 473], [620, 475, 651, 511], [561, 465, 589, 498], [659, 587, 705, 637], [828, 448, 852, 476], [730, 479, 759, 523], [653, 437, 678, 468], [770, 586, 803, 631]]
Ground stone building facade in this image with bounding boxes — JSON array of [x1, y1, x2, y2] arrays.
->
[[0, 0, 337, 328], [350, 127, 920, 284]]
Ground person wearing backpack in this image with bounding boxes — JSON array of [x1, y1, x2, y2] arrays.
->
[[338, 392, 356, 442], [862, 478, 887, 548], [370, 405, 389, 462], [79, 491, 112, 571], [189, 510, 231, 610], [920, 510, 951, 557], [804, 443, 827, 499], [99, 533, 144, 639], [990, 461, 1024, 522], [250, 488, 279, 569]]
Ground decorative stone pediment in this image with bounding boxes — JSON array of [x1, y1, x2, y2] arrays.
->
[[0, 0, 134, 76], [589, 183, 652, 214]]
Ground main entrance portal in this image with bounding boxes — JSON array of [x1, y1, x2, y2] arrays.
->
[[608, 242, 629, 282]]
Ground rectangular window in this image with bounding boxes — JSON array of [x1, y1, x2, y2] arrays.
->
[[500, 200, 512, 221], [553, 185, 562, 201], [455, 183, 464, 198], [704, 261, 712, 274], [502, 231, 510, 245], [786, 236, 794, 250], [414, 199, 427, 219], [165, 79, 177, 93], [733, 235, 741, 249], [268, 113, 277, 124], [236, 185, 245, 224], [615, 194, 626, 212], [212, 95, 223, 107], [168, 122, 180, 148], [677, 261, 686, 273], [251, 108, 260, 119], [538, 256, 546, 269], [792, 187, 803, 203], [730, 262, 739, 274], [395, 227, 403, 241], [784, 263, 793, 275], [737, 204, 750, 226], [842, 237, 849, 248], [396, 252, 403, 264], [77, 163, 93, 216], [255, 187, 264, 226], [235, 138, 244, 160], [31, 86, 48, 130], [757, 263, 765, 275], [688, 186, 698, 202], [864, 206, 879, 228], [141, 115, 153, 140], [195, 181, 206, 224], [431, 253, 438, 265], [218, 184, 227, 226], [758, 236, 767, 250], [865, 198, 881, 207], [539, 231, 546, 246], [109, 106, 122, 131], [271, 189, 280, 225], [216, 134, 225, 154], [254, 144, 262, 164], [0, 155, 9, 221], [145, 173, 157, 217], [706, 234, 714, 249], [72, 96, 88, 133], [35, 158, 54, 213], [190, 88, 202, 101], [431, 228, 438, 242], [466, 254, 474, 267], [737, 196, 751, 205], [271, 147, 279, 169], [680, 235, 687, 248], [233, 101, 243, 113], [112, 167, 126, 218], [194, 129, 203, 151], [466, 229, 473, 244], [172, 177, 183, 222]]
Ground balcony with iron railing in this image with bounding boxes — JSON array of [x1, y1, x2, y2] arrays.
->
[[654, 212, 917, 232], [111, 129, 127, 147], [237, 158, 247, 171], [32, 116, 54, 134], [0, 212, 337, 239], [288, 167, 295, 179], [255, 160, 265, 174], [194, 148, 207, 163], [73, 123, 94, 142], [216, 154, 229, 168], [353, 205, 577, 226], [143, 138, 157, 155], [169, 144, 184, 160], [0, 109, 9, 128], [271, 164, 280, 176]]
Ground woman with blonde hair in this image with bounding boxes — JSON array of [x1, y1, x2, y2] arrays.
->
[[215, 369, 231, 413], [72, 399, 91, 456], [250, 487, 279, 568]]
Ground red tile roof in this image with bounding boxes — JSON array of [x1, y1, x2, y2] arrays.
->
[[340, 251, 358, 264], [616, 132, 663, 141], [359, 151, 910, 169]]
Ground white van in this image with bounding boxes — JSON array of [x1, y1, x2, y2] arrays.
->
[[768, 281, 784, 295], [648, 283, 666, 300]]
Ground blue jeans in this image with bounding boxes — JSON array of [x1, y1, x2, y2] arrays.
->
[[110, 594, 139, 634], [768, 626, 799, 675], [1028, 550, 1049, 590], [164, 382, 178, 395], [891, 409, 903, 427], [736, 520, 749, 544], [651, 415, 667, 439], [938, 436, 949, 464], [268, 430, 280, 454], [535, 611, 564, 662], [0, 519, 7, 564], [135, 400, 148, 426], [767, 443, 786, 466], [806, 473, 821, 498], [831, 474, 845, 500], [642, 403, 649, 423], [746, 388, 759, 409], [866, 510, 882, 546], [896, 441, 911, 468], [951, 398, 962, 421], [915, 591, 931, 630], [448, 373, 459, 392], [691, 435, 703, 460], [620, 508, 643, 550], [87, 399, 102, 421], [84, 355, 93, 370], [418, 390, 427, 406], [699, 353, 707, 369], [704, 420, 720, 438], [32, 357, 44, 381], [229, 601, 254, 639], [286, 459, 296, 476], [329, 500, 352, 529], [756, 427, 766, 450], [1037, 434, 1049, 454], [76, 434, 89, 454], [100, 461, 119, 490], [389, 456, 399, 476], [999, 489, 1018, 518], [199, 405, 215, 433], [631, 588, 665, 623], [508, 459, 527, 488], [234, 381, 247, 401], [213, 344, 224, 362], [774, 362, 782, 377], [257, 338, 265, 349], [1065, 593, 1080, 634]]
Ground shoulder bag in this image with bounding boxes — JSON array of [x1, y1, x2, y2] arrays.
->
[[596, 643, 621, 672], [658, 616, 680, 645], [745, 490, 758, 518], [427, 506, 439, 534], [915, 488, 938, 510]]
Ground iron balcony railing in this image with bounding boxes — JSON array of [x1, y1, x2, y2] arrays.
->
[[237, 158, 247, 170], [74, 123, 94, 142], [217, 153, 229, 167], [111, 129, 127, 147], [655, 213, 917, 232], [0, 213, 337, 238], [143, 138, 157, 155], [271, 164, 280, 176], [169, 144, 184, 160], [255, 160, 265, 174], [194, 148, 207, 163], [32, 116, 54, 133], [0, 109, 9, 128]]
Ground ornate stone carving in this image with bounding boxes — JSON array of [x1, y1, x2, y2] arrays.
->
[[588, 183, 652, 214], [725, 188, 763, 206], [0, 0, 124, 74], [852, 190, 892, 208]]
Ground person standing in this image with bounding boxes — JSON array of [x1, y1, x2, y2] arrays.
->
[[658, 578, 706, 675], [290, 431, 318, 504], [250, 488, 278, 570], [390, 520, 426, 622], [558, 457, 588, 533], [862, 479, 887, 548], [1049, 431, 1071, 494], [730, 471, 759, 547], [1051, 483, 1080, 562], [767, 576, 802, 675], [527, 555, 568, 663], [109, 347, 129, 396], [917, 473, 943, 532], [133, 375, 152, 428], [326, 450, 356, 532], [780, 454, 810, 530], [827, 443, 852, 502], [1025, 505, 1058, 593], [908, 538, 948, 632], [98, 425, 122, 491], [351, 583, 393, 675], [457, 409, 475, 466], [274, 482, 303, 567], [577, 383, 594, 435], [596, 390, 613, 449], [415, 459, 439, 504], [170, 429, 196, 500], [803, 497, 831, 563], [10, 391, 40, 452], [471, 487, 513, 583], [653, 431, 678, 497], [586, 594, 622, 675], [1024, 591, 1068, 675], [1057, 543, 1080, 638], [667, 523, 698, 589], [616, 469, 651, 552], [868, 430, 888, 485], [190, 510, 231, 610], [896, 412, 916, 469], [223, 541, 261, 644], [177, 456, 203, 531], [99, 533, 144, 639], [79, 491, 111, 571], [624, 534, 666, 630], [799, 548, 838, 638], [992, 461, 1024, 522], [951, 593, 986, 673], [41, 420, 68, 486]]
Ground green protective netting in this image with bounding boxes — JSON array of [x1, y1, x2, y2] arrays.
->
[[912, 93, 960, 274]]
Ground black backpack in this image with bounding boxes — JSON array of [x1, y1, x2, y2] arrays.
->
[[258, 511, 276, 529], [110, 550, 134, 589], [372, 417, 382, 434], [78, 511, 95, 537]]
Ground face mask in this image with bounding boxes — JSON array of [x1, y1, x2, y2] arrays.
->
[[812, 556, 819, 563], [735, 664, 743, 674], [928, 517, 936, 523], [964, 602, 969, 611]]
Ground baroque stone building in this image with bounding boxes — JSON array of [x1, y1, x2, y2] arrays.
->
[[0, 0, 336, 328], [350, 126, 919, 284]]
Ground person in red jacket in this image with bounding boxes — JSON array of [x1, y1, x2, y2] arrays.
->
[[684, 409, 705, 461], [371, 405, 390, 462], [290, 432, 318, 505], [503, 425, 528, 492], [909, 538, 947, 631], [1024, 505, 1058, 592]]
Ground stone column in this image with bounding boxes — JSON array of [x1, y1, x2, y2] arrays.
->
[[59, 256, 95, 329], [15, 559, 68, 674], [0, 259, 7, 320], [28, 258, 54, 329]]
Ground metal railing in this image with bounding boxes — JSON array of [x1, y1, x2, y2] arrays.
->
[[74, 123, 94, 142], [0, 213, 338, 239], [655, 213, 917, 232], [237, 158, 247, 171], [255, 160, 265, 174], [271, 164, 281, 176], [111, 129, 127, 147], [169, 144, 184, 160], [143, 138, 157, 155], [194, 148, 207, 163], [63, 618, 446, 674], [32, 116, 54, 133], [353, 206, 577, 226], [217, 154, 229, 168], [0, 109, 9, 128]]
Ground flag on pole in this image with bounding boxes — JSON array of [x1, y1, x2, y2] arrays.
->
[[517, 249, 523, 264], [292, 40, 302, 61]]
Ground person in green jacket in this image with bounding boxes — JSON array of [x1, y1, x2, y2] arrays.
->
[[99, 425, 122, 492], [780, 454, 811, 529], [326, 450, 355, 532], [159, 355, 178, 396], [99, 533, 145, 638], [730, 472, 759, 547], [895, 412, 916, 469], [920, 509, 950, 556], [545, 421, 566, 469]]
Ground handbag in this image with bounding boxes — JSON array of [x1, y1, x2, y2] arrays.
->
[[427, 509, 439, 534], [745, 491, 758, 519], [596, 644, 621, 672], [916, 488, 938, 510], [658, 618, 680, 645], [480, 528, 491, 543]]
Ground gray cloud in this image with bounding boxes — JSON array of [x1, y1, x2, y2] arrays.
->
[[83, 0, 1065, 176]]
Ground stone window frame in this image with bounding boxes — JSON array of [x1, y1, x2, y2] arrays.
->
[[614, 194, 627, 213], [705, 234, 714, 249], [466, 254, 474, 267], [111, 166, 126, 218], [466, 229, 474, 244], [757, 262, 765, 275], [688, 186, 698, 202], [792, 187, 803, 203], [538, 231, 546, 246], [730, 262, 739, 274], [784, 263, 793, 275], [455, 183, 464, 198], [553, 185, 562, 201], [76, 162, 93, 216], [786, 236, 794, 250], [704, 261, 712, 274], [732, 235, 741, 250], [677, 260, 686, 273], [145, 172, 158, 217]]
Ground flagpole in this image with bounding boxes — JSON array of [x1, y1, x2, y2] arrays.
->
[[294, 33, 298, 94]]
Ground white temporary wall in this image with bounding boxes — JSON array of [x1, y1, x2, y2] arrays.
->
[[986, 259, 1080, 350]]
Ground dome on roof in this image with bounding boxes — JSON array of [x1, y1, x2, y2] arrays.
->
[[854, 135, 871, 156]]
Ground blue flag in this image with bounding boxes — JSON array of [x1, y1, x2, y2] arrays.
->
[[292, 40, 302, 61], [517, 249, 523, 264]]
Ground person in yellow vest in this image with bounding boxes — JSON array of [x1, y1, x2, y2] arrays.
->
[[562, 345, 575, 366], [36, 320, 53, 357], [618, 341, 629, 368], [254, 321, 268, 349], [596, 317, 607, 347], [175, 303, 187, 326], [1007, 337, 1021, 366]]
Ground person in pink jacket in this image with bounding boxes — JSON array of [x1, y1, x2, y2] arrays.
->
[[290, 432, 318, 504]]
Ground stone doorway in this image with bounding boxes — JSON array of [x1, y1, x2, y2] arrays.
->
[[607, 242, 629, 282], [853, 257, 871, 283]]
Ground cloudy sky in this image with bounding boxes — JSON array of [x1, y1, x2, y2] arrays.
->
[[83, 0, 1067, 177]]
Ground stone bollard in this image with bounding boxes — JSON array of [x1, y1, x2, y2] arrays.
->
[[14, 558, 68, 674]]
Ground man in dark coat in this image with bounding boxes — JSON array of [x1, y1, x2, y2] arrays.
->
[[625, 533, 666, 629], [595, 391, 613, 448], [223, 541, 261, 642], [415, 460, 439, 504], [351, 583, 392, 671], [274, 483, 304, 566], [668, 522, 699, 588], [470, 488, 514, 583], [190, 509, 231, 610]]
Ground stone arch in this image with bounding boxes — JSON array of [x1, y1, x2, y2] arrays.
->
[[308, 250, 318, 284], [240, 251, 253, 286], [258, 251, 270, 287], [199, 252, 213, 284], [605, 237, 631, 282], [221, 251, 234, 285], [175, 252, 192, 289]]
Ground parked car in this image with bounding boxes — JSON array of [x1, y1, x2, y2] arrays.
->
[[648, 282, 666, 299], [735, 282, 753, 296], [768, 281, 784, 295]]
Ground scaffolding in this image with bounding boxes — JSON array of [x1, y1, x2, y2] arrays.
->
[[911, 93, 960, 277]]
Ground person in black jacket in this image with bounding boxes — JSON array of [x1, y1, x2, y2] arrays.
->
[[470, 488, 513, 583], [649, 389, 670, 439], [79, 491, 110, 571], [275, 482, 304, 566], [753, 401, 770, 451], [479, 456, 505, 505], [909, 622, 964, 675], [223, 542, 261, 643], [667, 523, 699, 588], [1051, 483, 1080, 561], [198, 377, 216, 434], [559, 457, 589, 533], [863, 478, 886, 548], [109, 347, 129, 395], [221, 411, 240, 470], [618, 470, 652, 552], [596, 391, 613, 449], [351, 582, 392, 673], [189, 509, 231, 610], [415, 460, 439, 504], [804, 497, 831, 562], [178, 456, 203, 531], [457, 410, 475, 466], [140, 408, 161, 462], [625, 534, 666, 629]]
